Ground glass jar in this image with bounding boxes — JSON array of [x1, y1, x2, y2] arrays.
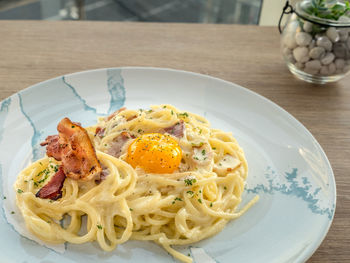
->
[[280, 0, 350, 84]]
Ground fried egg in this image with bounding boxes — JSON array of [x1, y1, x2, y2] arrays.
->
[[126, 133, 182, 174]]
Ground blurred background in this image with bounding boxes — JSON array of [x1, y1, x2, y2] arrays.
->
[[0, 0, 290, 26]]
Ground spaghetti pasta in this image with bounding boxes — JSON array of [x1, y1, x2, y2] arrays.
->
[[14, 104, 258, 263]]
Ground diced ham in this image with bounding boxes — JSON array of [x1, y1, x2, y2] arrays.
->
[[35, 166, 66, 200], [106, 107, 126, 121], [107, 131, 134, 158], [163, 120, 185, 138], [41, 117, 102, 181], [95, 126, 105, 138]]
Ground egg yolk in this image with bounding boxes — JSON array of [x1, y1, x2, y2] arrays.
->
[[126, 133, 182, 174]]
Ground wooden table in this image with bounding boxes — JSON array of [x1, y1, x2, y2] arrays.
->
[[0, 21, 349, 262]]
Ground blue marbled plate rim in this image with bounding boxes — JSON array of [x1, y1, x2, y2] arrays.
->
[[0, 67, 337, 262]]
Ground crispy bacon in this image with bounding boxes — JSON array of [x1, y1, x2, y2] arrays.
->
[[163, 120, 185, 138], [35, 166, 66, 200], [107, 131, 135, 158], [42, 117, 102, 181], [127, 115, 137, 121]]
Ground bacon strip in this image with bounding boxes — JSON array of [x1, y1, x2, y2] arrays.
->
[[107, 131, 134, 158], [35, 166, 66, 200], [163, 120, 185, 138], [42, 117, 102, 181]]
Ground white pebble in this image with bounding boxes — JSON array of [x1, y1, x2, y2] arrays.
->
[[317, 36, 333, 51], [338, 16, 350, 34], [293, 47, 310, 63], [295, 62, 304, 69], [333, 42, 347, 58], [335, 68, 343, 74], [303, 21, 313, 33], [335, 58, 345, 69], [346, 38, 350, 50], [343, 65, 350, 73], [321, 52, 335, 65], [328, 63, 336, 74], [283, 47, 292, 56], [320, 66, 329, 76], [326, 27, 340, 43], [309, 39, 316, 49], [295, 32, 312, 46], [305, 60, 322, 70], [309, 47, 325, 59], [286, 54, 296, 64], [283, 34, 297, 49], [338, 29, 348, 42], [304, 67, 319, 75]]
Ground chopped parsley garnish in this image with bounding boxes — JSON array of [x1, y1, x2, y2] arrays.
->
[[97, 224, 103, 230], [210, 202, 213, 207], [129, 208, 133, 211], [38, 174, 50, 184], [138, 129, 142, 133], [186, 191, 194, 195], [163, 105, 167, 108], [212, 147, 216, 150], [224, 186, 227, 190], [172, 197, 183, 204], [193, 157, 199, 160], [184, 178, 197, 186], [3, 196, 6, 200], [178, 112, 189, 118], [36, 168, 50, 177], [187, 253, 190, 256], [71, 125, 75, 128], [17, 189, 23, 194], [197, 198, 202, 204], [171, 110, 174, 115], [11, 211, 15, 214], [201, 149, 206, 155]]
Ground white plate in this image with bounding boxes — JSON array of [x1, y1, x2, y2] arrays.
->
[[0, 67, 336, 263]]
